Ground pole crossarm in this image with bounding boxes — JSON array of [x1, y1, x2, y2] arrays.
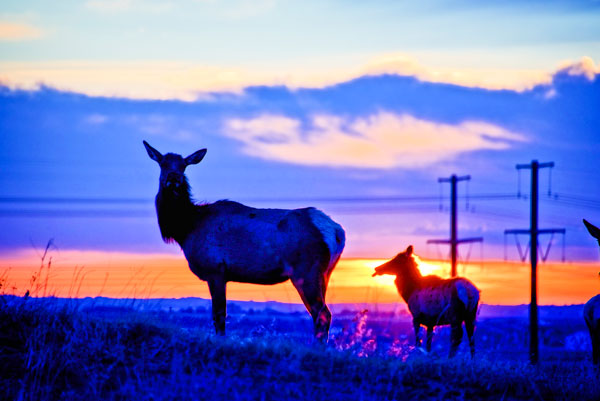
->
[[504, 228, 565, 235], [427, 237, 483, 244], [427, 239, 451, 244], [457, 237, 484, 244], [516, 162, 554, 170], [504, 229, 530, 235], [438, 175, 471, 183], [537, 228, 565, 235]]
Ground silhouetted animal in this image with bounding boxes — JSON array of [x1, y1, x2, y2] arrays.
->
[[143, 141, 345, 341], [583, 219, 600, 364], [372, 245, 480, 356]]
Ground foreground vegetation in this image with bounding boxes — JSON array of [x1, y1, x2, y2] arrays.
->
[[1, 296, 598, 401]]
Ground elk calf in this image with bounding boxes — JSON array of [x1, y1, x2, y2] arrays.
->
[[373, 245, 480, 357]]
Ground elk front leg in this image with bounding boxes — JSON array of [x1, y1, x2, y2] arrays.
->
[[207, 276, 227, 335], [413, 320, 421, 347], [590, 325, 600, 365], [426, 326, 434, 352]]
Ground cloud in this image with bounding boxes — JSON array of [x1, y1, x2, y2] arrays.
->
[[224, 112, 526, 168], [0, 56, 597, 100], [557, 56, 600, 80], [85, 0, 132, 12], [0, 22, 42, 41], [84, 0, 172, 13], [0, 61, 258, 101], [84, 113, 108, 125], [360, 53, 555, 92], [221, 0, 277, 19]]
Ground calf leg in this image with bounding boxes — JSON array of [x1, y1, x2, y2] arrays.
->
[[207, 276, 227, 335], [413, 320, 421, 347], [449, 323, 463, 357], [426, 326, 434, 352]]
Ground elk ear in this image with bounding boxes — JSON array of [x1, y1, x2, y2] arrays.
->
[[143, 141, 163, 163], [406, 245, 413, 256], [185, 148, 207, 165], [583, 219, 600, 240]]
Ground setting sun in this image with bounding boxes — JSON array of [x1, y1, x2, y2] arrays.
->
[[3, 251, 596, 306]]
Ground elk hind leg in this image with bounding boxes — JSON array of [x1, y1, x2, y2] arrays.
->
[[465, 318, 476, 358], [291, 273, 331, 342], [449, 323, 463, 357]]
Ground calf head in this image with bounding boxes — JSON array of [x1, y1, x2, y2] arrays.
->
[[372, 245, 417, 278], [143, 141, 207, 196]]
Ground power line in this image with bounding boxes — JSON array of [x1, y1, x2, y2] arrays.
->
[[0, 209, 154, 218], [0, 191, 597, 220], [0, 205, 443, 218], [0, 197, 150, 205], [544, 193, 600, 210], [0, 193, 521, 205]]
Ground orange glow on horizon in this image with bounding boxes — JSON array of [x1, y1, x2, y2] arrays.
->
[[0, 250, 598, 306]]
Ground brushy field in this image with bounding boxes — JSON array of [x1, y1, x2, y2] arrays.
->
[[1, 296, 599, 401]]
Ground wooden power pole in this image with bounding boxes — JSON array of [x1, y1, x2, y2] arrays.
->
[[505, 160, 564, 364], [428, 174, 483, 277]]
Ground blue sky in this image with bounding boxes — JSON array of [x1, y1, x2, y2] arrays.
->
[[2, 1, 599, 65], [1, 0, 599, 261]]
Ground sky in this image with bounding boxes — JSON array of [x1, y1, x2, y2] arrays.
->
[[1, 0, 600, 304]]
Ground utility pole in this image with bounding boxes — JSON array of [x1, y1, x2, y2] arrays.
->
[[428, 174, 483, 277], [504, 160, 564, 365]]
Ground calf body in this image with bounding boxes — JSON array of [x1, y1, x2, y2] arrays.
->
[[144, 141, 345, 340], [373, 245, 480, 356]]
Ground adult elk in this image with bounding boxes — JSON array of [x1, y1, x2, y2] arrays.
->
[[143, 141, 345, 341], [583, 219, 600, 364], [373, 245, 479, 357]]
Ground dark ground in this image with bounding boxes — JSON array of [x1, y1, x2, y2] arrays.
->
[[1, 296, 597, 400]]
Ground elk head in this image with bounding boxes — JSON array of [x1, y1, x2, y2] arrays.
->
[[584, 219, 600, 245], [143, 141, 207, 197], [583, 219, 600, 278], [372, 245, 418, 278]]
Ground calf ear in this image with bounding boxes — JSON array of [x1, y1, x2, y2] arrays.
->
[[406, 245, 413, 255], [143, 141, 163, 163], [583, 219, 600, 240], [185, 148, 207, 165]]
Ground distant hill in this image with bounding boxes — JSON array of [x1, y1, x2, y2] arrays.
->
[[5, 295, 585, 320]]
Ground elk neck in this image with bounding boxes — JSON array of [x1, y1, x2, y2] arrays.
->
[[155, 178, 201, 246], [394, 260, 423, 302]]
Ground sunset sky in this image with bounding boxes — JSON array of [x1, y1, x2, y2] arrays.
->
[[1, 1, 599, 304]]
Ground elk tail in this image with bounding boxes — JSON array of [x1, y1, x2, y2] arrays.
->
[[306, 208, 346, 269], [456, 280, 479, 312]]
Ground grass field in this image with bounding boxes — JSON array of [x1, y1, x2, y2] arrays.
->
[[1, 295, 598, 401]]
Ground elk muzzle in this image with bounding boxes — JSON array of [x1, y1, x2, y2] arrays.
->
[[164, 173, 184, 190]]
